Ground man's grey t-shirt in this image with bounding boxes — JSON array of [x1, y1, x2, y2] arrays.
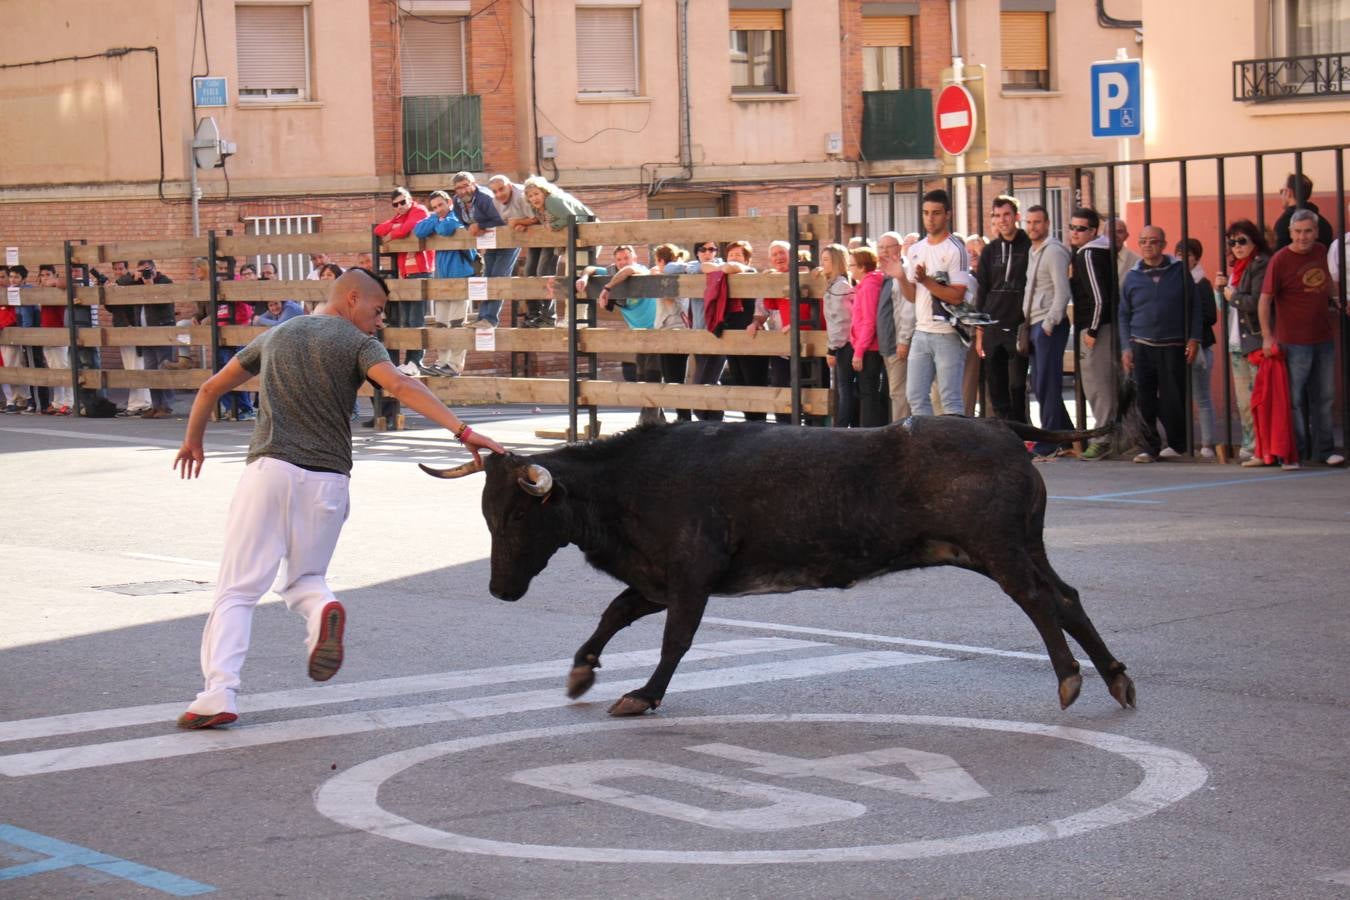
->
[[235, 315, 390, 475]]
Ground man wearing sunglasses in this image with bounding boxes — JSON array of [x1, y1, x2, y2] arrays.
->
[[1068, 207, 1121, 459], [374, 187, 434, 378]]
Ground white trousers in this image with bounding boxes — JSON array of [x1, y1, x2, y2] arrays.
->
[[1, 345, 24, 403], [428, 299, 469, 371], [43, 346, 73, 407], [189, 457, 351, 715], [119, 345, 152, 410]]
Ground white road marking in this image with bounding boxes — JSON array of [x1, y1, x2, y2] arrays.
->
[[1318, 868, 1350, 886], [703, 616, 1093, 670], [121, 552, 220, 569], [314, 713, 1209, 864], [0, 651, 942, 777], [0, 638, 823, 744], [2, 426, 192, 449]]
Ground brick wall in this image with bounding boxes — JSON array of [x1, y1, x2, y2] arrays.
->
[[840, 0, 864, 161], [369, 0, 400, 177], [468, 0, 518, 177]]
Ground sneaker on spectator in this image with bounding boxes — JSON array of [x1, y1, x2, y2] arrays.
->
[[1238, 447, 1254, 461], [1240, 457, 1269, 468], [1199, 447, 1216, 459], [396, 361, 420, 376], [1158, 447, 1182, 459], [1133, 452, 1155, 464], [1081, 442, 1111, 461], [237, 410, 257, 422], [1324, 453, 1345, 467], [416, 362, 443, 376], [1281, 461, 1301, 471]]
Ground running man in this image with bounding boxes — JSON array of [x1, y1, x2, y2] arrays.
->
[[172, 268, 504, 729]]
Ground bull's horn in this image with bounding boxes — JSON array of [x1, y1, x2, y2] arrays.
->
[[418, 458, 485, 479], [517, 463, 553, 497]]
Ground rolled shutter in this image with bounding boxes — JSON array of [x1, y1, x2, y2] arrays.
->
[[401, 16, 465, 96], [729, 9, 784, 31], [862, 16, 911, 47], [1001, 11, 1048, 70], [576, 8, 638, 94], [236, 5, 308, 96]]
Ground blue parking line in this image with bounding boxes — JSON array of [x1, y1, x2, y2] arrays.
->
[[1056, 469, 1340, 503], [0, 825, 214, 895]]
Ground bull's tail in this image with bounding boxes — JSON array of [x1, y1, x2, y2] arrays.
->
[[1003, 378, 1138, 447]]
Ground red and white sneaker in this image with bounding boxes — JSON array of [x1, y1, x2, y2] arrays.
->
[[307, 601, 346, 682], [176, 711, 238, 730]]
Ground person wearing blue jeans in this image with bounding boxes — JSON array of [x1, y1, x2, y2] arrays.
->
[[899, 189, 973, 416], [1021, 206, 1073, 455], [487, 175, 535, 326], [1257, 209, 1345, 468]]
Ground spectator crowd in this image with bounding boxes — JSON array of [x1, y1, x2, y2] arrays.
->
[[1, 171, 1346, 468]]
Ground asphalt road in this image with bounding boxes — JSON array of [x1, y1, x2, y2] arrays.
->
[[1, 407, 1348, 899]]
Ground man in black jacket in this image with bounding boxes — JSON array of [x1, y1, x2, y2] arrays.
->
[[1068, 208, 1120, 459], [974, 195, 1031, 422], [1273, 173, 1334, 251], [125, 259, 177, 418]]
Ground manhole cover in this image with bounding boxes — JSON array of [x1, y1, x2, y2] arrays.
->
[[94, 579, 213, 596]]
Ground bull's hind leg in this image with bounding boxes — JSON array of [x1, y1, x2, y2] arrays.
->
[[609, 594, 709, 717], [568, 587, 665, 699], [980, 549, 1086, 709], [1032, 549, 1136, 709]]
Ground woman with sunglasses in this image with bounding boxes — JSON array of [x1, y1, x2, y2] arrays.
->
[[1213, 220, 1270, 463]]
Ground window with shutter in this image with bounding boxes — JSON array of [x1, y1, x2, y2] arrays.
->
[[236, 4, 310, 102], [730, 9, 787, 93], [861, 16, 913, 90], [1000, 11, 1050, 91], [401, 16, 466, 96], [576, 7, 639, 95]]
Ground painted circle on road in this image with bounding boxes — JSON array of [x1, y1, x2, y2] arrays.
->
[[314, 714, 1208, 865]]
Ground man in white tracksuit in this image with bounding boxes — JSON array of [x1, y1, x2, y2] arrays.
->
[[172, 268, 504, 729]]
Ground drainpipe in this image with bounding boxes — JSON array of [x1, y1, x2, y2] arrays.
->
[[677, 0, 693, 179], [949, 0, 968, 236]]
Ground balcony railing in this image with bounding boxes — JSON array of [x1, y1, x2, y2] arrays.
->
[[402, 94, 483, 175], [861, 89, 934, 161], [1233, 52, 1350, 103]]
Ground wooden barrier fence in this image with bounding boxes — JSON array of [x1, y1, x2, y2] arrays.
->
[[1, 211, 836, 428]]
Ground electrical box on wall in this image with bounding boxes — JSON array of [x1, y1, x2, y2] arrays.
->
[[539, 135, 558, 159], [825, 132, 843, 156]]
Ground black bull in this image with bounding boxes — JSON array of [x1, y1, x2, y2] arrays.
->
[[424, 417, 1136, 717]]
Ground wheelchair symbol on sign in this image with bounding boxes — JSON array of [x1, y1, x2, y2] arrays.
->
[[1120, 108, 1135, 128]]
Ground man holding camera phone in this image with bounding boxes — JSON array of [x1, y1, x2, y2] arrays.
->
[[123, 259, 177, 418]]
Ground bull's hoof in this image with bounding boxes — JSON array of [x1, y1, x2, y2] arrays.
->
[[607, 694, 659, 717], [1058, 672, 1083, 709], [1108, 672, 1137, 709], [566, 665, 597, 699]]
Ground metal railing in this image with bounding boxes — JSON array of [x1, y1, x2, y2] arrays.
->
[[835, 143, 1350, 457], [402, 94, 483, 175], [1233, 52, 1350, 103]]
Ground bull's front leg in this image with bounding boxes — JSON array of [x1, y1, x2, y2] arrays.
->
[[567, 587, 665, 699], [608, 594, 709, 717]]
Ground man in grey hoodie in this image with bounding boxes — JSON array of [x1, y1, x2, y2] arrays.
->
[[1022, 205, 1073, 457]]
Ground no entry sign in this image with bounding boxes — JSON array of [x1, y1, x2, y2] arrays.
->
[[935, 84, 977, 157]]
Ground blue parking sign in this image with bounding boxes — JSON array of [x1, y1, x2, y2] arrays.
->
[[1090, 60, 1141, 138], [193, 76, 228, 108]]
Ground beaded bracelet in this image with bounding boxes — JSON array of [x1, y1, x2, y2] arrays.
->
[[456, 425, 474, 444]]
